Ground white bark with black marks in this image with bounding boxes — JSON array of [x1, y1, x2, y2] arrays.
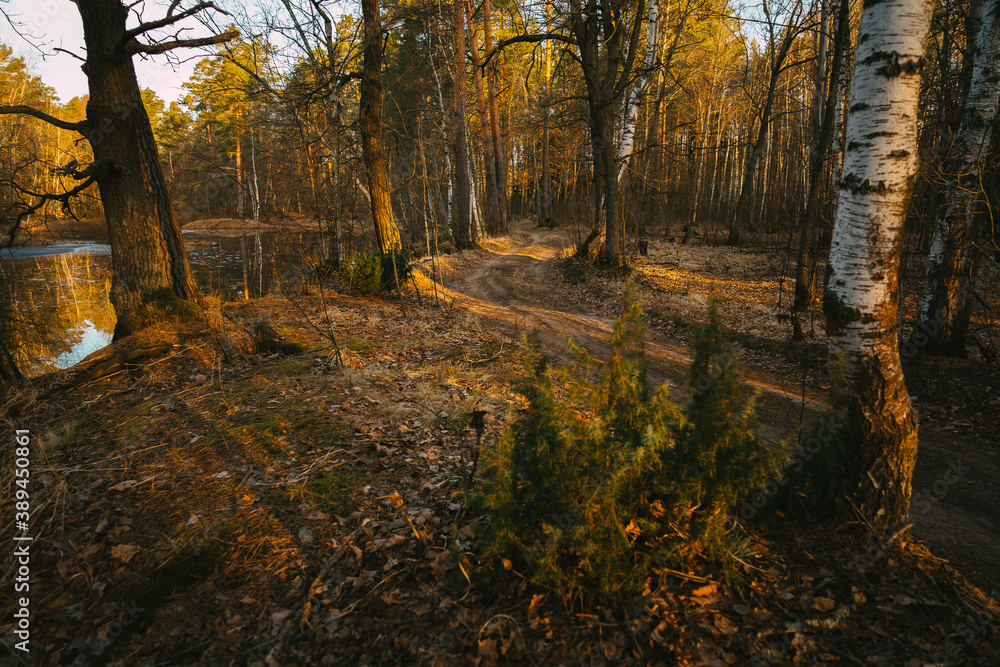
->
[[823, 0, 933, 533], [617, 0, 660, 182], [915, 0, 1000, 355]]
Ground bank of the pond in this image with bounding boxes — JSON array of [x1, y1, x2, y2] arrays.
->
[[0, 230, 324, 377]]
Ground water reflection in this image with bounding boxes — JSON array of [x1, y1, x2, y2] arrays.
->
[[0, 250, 115, 376], [0, 232, 317, 377]]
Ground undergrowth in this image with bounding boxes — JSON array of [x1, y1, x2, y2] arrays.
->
[[474, 278, 786, 602], [341, 248, 414, 295]]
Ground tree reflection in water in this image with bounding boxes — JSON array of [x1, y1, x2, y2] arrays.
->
[[0, 250, 114, 377], [0, 231, 319, 380]]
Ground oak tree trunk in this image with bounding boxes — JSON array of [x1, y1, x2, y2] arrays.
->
[[78, 0, 200, 339]]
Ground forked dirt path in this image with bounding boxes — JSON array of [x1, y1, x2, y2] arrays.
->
[[427, 219, 1000, 599]]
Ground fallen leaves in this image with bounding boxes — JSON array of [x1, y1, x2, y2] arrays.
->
[[14, 247, 1000, 667], [110, 545, 141, 562]]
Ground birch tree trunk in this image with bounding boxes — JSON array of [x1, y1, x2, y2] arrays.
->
[[428, 39, 453, 234], [822, 0, 933, 534], [616, 0, 661, 182], [911, 0, 1000, 356], [571, 0, 649, 266]]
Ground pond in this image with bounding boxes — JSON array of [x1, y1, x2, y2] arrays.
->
[[0, 231, 322, 377]]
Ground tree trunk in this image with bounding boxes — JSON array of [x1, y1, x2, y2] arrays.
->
[[452, 0, 474, 249], [467, 1, 504, 236], [360, 0, 402, 253], [78, 0, 200, 339], [482, 0, 510, 231], [599, 102, 624, 263], [911, 0, 1000, 356], [822, 0, 932, 535], [791, 0, 851, 341], [617, 0, 661, 183], [728, 13, 799, 246], [539, 0, 553, 225], [572, 0, 647, 266], [236, 129, 244, 218]]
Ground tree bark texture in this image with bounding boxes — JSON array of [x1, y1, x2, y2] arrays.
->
[[823, 0, 933, 535], [571, 0, 646, 266], [452, 0, 475, 249], [78, 0, 200, 339], [360, 0, 402, 253], [617, 0, 661, 183], [467, 1, 505, 237], [912, 0, 1000, 356]]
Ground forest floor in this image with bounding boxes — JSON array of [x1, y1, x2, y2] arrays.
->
[[1, 219, 998, 665]]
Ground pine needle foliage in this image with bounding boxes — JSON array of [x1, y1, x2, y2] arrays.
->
[[341, 250, 383, 296], [379, 247, 414, 292], [676, 295, 786, 555], [474, 280, 785, 602]]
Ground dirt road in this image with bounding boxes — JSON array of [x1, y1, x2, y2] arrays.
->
[[430, 219, 999, 599]]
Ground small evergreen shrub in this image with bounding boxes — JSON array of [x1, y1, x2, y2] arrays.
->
[[340, 248, 413, 295], [341, 251, 383, 296], [474, 279, 785, 601], [380, 247, 414, 292]]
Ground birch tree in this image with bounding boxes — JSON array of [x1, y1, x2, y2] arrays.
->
[[790, 0, 852, 341], [822, 0, 933, 533], [911, 0, 1000, 356], [617, 0, 662, 182]]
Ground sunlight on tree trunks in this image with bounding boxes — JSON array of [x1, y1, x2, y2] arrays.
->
[[360, 0, 403, 254], [790, 0, 852, 341], [451, 0, 475, 249], [0, 0, 236, 339]]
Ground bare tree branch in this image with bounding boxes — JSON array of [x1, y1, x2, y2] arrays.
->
[[122, 2, 226, 42], [0, 106, 84, 132], [482, 32, 577, 67], [2, 174, 99, 249], [127, 28, 239, 55], [53, 47, 87, 62]]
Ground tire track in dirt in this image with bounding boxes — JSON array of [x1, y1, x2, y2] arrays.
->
[[427, 220, 999, 598], [444, 222, 824, 447]]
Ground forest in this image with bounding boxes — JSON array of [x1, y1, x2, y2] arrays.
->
[[0, 0, 998, 663]]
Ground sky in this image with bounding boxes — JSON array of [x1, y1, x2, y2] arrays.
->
[[0, 0, 214, 105]]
